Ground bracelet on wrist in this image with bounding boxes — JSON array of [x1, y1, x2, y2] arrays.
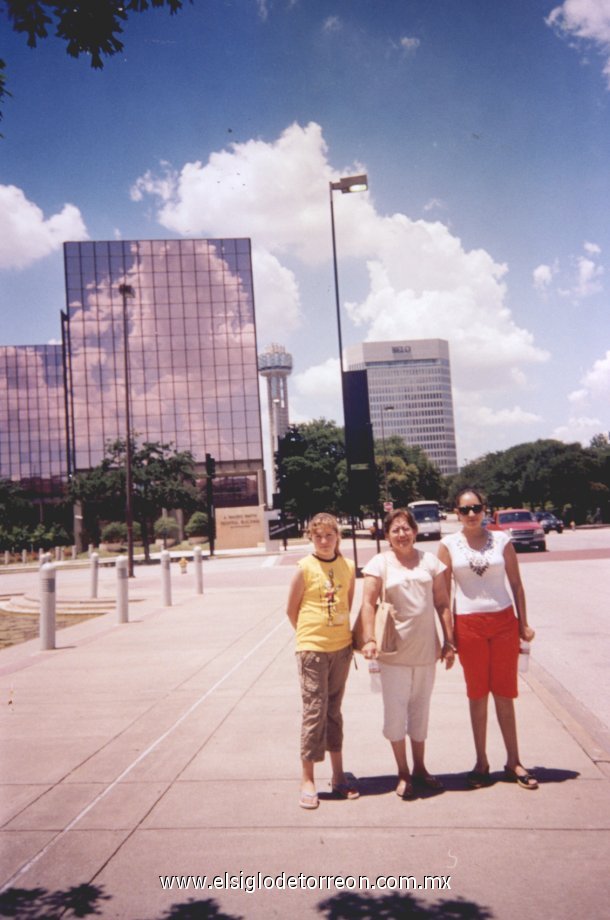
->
[[364, 637, 377, 645], [443, 641, 456, 651]]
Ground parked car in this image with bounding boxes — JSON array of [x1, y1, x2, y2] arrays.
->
[[486, 509, 546, 551], [534, 511, 564, 534]]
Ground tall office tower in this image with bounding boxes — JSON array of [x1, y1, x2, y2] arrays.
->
[[0, 344, 68, 498], [257, 343, 292, 492], [63, 238, 265, 506], [345, 339, 458, 476]]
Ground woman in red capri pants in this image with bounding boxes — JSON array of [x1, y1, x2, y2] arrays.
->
[[438, 488, 538, 790]]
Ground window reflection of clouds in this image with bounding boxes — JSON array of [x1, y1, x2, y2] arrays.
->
[[0, 345, 67, 485], [65, 239, 262, 470]]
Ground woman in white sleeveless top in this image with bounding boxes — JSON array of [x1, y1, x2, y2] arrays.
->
[[438, 488, 538, 790]]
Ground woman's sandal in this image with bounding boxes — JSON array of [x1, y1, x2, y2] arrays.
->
[[467, 766, 492, 789], [331, 781, 360, 800], [396, 776, 415, 799], [504, 765, 538, 790], [413, 773, 444, 791], [299, 790, 319, 809]]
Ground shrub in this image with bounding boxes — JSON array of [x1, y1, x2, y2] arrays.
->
[[154, 516, 180, 541], [101, 521, 127, 543], [185, 511, 208, 537]]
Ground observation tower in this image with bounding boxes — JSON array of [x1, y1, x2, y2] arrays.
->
[[257, 344, 293, 492]]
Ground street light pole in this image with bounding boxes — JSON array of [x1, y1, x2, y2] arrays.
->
[[381, 404, 395, 502], [119, 283, 136, 578], [329, 173, 368, 571]]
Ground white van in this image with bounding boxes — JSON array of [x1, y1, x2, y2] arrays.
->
[[407, 501, 442, 541]]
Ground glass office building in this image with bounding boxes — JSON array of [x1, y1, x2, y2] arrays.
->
[[0, 344, 68, 496], [345, 339, 458, 476], [63, 238, 264, 501]]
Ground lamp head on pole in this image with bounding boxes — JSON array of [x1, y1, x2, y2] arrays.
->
[[118, 284, 135, 298], [330, 173, 368, 194]]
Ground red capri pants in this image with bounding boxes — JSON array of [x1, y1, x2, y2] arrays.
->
[[454, 606, 519, 700]]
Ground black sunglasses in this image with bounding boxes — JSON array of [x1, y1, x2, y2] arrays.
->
[[458, 504, 483, 515]]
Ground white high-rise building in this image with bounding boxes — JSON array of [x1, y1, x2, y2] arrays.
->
[[258, 344, 292, 491], [345, 338, 458, 475]]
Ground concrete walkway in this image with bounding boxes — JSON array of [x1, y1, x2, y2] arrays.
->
[[0, 557, 609, 919]]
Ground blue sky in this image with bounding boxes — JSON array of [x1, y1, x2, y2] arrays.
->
[[1, 0, 609, 466]]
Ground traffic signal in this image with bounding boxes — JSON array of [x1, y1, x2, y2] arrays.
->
[[205, 453, 216, 477]]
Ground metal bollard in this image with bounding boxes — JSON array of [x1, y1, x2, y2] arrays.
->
[[4, 551, 9, 566], [71, 545, 77, 560], [194, 545, 203, 595], [116, 555, 129, 623], [40, 563, 56, 650], [161, 550, 172, 607], [90, 552, 99, 599], [22, 549, 28, 564]]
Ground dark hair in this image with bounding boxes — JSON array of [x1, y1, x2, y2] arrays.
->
[[383, 508, 418, 536], [453, 486, 486, 508]]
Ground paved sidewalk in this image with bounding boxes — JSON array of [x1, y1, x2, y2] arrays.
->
[[0, 560, 609, 919]]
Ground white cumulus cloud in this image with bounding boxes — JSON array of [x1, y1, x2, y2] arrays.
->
[[533, 263, 555, 292], [0, 185, 88, 270], [574, 253, 604, 298], [132, 121, 550, 453], [291, 357, 342, 424], [467, 405, 542, 427], [547, 0, 610, 86], [561, 350, 610, 445], [553, 415, 606, 444], [251, 247, 301, 338], [533, 243, 604, 300], [569, 350, 610, 403]]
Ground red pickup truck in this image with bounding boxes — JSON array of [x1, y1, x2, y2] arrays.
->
[[486, 509, 546, 552]]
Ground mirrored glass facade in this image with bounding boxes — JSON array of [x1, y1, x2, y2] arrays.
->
[[64, 239, 264, 493], [0, 345, 68, 495], [345, 339, 458, 476]]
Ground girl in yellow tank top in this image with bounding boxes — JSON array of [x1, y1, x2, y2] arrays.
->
[[286, 513, 358, 809]]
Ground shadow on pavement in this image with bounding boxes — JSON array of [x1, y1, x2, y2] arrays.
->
[[529, 767, 580, 784], [0, 886, 496, 919], [318, 892, 494, 918], [0, 883, 111, 918]]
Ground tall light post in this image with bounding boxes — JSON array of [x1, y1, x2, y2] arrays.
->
[[329, 173, 368, 568], [380, 405, 395, 503], [118, 283, 136, 578]]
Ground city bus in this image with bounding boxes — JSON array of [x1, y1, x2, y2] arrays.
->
[[407, 500, 442, 541]]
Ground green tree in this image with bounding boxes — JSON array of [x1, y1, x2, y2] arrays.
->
[[69, 437, 196, 561], [449, 438, 609, 522], [276, 419, 347, 523], [590, 433, 610, 451], [375, 436, 444, 507], [0, 477, 27, 521], [1, 1, 192, 123]]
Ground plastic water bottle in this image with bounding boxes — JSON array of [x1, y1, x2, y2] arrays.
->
[[518, 642, 530, 673], [368, 658, 381, 693]]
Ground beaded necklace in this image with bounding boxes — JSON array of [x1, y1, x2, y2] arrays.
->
[[459, 531, 494, 577]]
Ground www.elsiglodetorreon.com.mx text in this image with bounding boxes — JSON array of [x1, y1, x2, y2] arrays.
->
[[159, 872, 451, 893]]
